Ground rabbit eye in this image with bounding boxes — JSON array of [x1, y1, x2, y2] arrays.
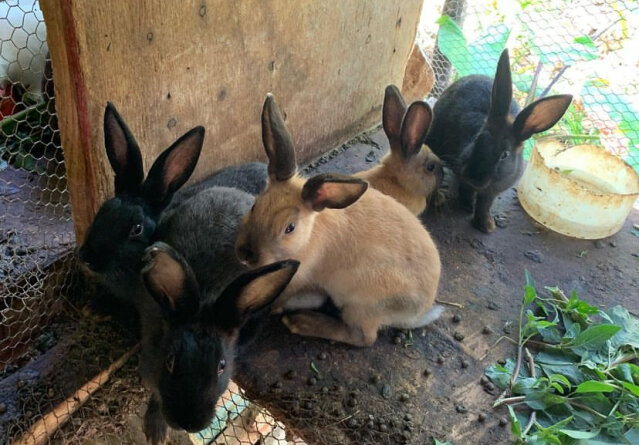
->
[[500, 151, 510, 161], [285, 222, 295, 234], [426, 162, 437, 172], [166, 353, 175, 374], [129, 223, 143, 238], [217, 359, 226, 376]]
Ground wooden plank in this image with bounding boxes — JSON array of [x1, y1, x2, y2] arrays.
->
[[40, 0, 98, 243], [40, 0, 424, 240]]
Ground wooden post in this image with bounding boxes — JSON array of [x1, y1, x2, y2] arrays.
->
[[41, 0, 425, 241]]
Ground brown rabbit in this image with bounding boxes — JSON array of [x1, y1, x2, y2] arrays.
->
[[235, 94, 442, 347], [355, 85, 443, 215]]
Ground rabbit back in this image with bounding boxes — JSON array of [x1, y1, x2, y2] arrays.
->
[[157, 186, 254, 299], [168, 162, 267, 213]]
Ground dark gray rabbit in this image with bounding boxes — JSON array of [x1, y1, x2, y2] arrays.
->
[[78, 103, 267, 304], [167, 161, 267, 213], [425, 49, 572, 232], [138, 216, 298, 443]]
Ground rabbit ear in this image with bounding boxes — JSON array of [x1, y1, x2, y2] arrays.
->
[[141, 242, 200, 323], [400, 101, 432, 159], [301, 173, 368, 212], [513, 94, 573, 142], [488, 49, 513, 121], [262, 94, 297, 181], [142, 127, 204, 213], [383, 85, 407, 151], [104, 103, 144, 195], [206, 260, 299, 332]]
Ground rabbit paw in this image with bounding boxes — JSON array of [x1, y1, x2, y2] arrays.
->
[[433, 189, 447, 207], [472, 215, 496, 233], [281, 313, 315, 335], [144, 401, 168, 445]]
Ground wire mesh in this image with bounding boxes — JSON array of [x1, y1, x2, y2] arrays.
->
[[1, 0, 638, 444], [418, 0, 639, 170]]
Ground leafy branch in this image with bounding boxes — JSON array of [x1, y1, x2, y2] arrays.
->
[[486, 273, 639, 444]]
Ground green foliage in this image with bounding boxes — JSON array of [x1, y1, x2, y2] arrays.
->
[[524, 22, 599, 65], [581, 79, 639, 170], [434, 4, 639, 171], [554, 103, 602, 147], [486, 274, 639, 444], [435, 15, 510, 78]]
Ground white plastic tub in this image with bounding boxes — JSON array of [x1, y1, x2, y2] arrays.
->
[[518, 139, 639, 239]]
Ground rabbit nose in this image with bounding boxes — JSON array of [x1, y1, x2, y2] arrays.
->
[[236, 243, 257, 265]]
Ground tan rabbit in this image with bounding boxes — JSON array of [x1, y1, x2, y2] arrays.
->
[[235, 94, 442, 347], [355, 85, 443, 215]]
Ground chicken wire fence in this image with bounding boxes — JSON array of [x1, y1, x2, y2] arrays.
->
[[1, 0, 638, 444], [418, 0, 639, 170]]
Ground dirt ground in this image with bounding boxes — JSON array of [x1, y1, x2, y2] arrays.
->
[[233, 127, 639, 445]]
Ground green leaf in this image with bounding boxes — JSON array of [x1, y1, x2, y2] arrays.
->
[[574, 381, 616, 394], [621, 381, 639, 397], [513, 377, 539, 395], [550, 382, 565, 394], [571, 324, 621, 351], [467, 23, 510, 77], [550, 374, 572, 391], [615, 363, 639, 385], [565, 293, 600, 316], [575, 393, 613, 414], [485, 359, 517, 390], [310, 362, 319, 375], [436, 15, 509, 77], [573, 35, 598, 51], [525, 270, 535, 289], [508, 405, 522, 437], [436, 15, 471, 76], [524, 391, 565, 410], [559, 428, 600, 439], [434, 440, 452, 445], [601, 306, 639, 350], [524, 284, 537, 304], [537, 351, 586, 384]]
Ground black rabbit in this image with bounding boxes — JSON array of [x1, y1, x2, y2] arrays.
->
[[139, 241, 298, 443], [78, 103, 204, 302], [425, 49, 572, 233], [78, 104, 267, 303]]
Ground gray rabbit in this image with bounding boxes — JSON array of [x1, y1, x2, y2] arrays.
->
[[425, 49, 572, 232]]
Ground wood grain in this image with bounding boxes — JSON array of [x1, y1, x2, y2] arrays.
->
[[40, 0, 424, 240]]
